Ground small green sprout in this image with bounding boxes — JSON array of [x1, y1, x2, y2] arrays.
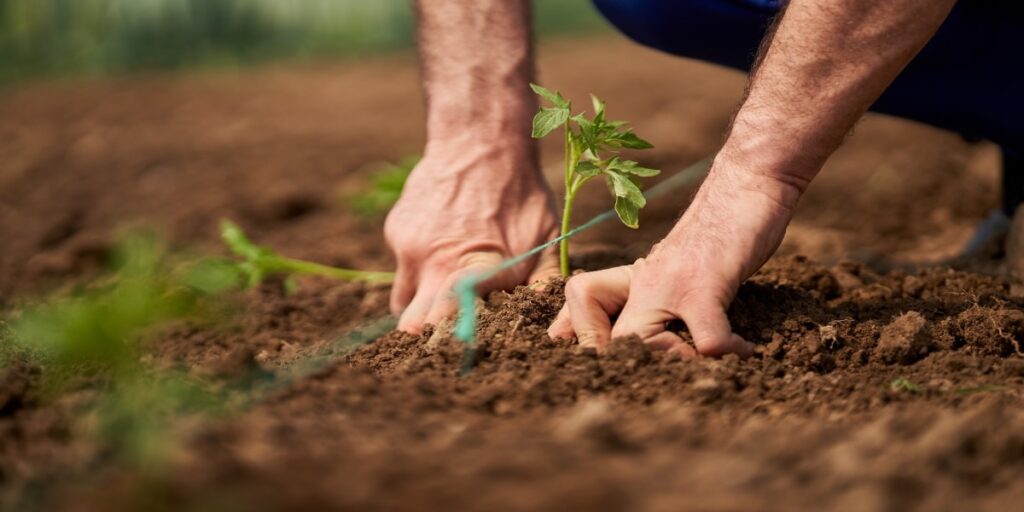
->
[[889, 377, 921, 393], [220, 219, 394, 289], [347, 155, 418, 216], [530, 84, 660, 276]]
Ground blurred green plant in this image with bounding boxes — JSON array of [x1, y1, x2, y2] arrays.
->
[[6, 232, 235, 472], [889, 377, 921, 394], [347, 155, 417, 217], [0, 0, 609, 83], [10, 233, 232, 376], [220, 219, 394, 290]]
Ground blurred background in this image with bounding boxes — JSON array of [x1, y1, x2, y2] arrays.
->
[[0, 0, 609, 83]]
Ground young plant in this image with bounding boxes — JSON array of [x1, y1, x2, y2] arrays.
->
[[346, 155, 418, 216], [220, 219, 394, 290], [530, 84, 660, 276], [7, 233, 231, 475], [11, 233, 210, 375]]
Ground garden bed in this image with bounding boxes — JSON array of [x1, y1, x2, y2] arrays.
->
[[1, 38, 1020, 511]]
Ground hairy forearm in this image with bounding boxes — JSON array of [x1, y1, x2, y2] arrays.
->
[[415, 0, 536, 150], [717, 0, 957, 203]]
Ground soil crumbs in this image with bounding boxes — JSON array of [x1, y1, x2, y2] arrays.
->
[[41, 256, 1024, 512]]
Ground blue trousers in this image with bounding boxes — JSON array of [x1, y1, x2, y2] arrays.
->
[[593, 0, 1024, 210]]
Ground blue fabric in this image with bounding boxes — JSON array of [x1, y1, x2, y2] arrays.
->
[[729, 0, 782, 13], [592, 0, 1023, 151]]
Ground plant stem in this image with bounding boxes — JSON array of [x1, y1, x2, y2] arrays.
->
[[277, 258, 395, 283], [560, 122, 576, 276], [559, 186, 575, 277]]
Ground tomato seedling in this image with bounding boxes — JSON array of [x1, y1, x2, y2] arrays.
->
[[530, 84, 660, 276], [220, 219, 394, 289]]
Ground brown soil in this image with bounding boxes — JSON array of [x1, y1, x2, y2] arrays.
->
[[1, 37, 1021, 511]]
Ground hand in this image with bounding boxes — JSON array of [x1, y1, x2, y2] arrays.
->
[[548, 157, 800, 357], [385, 142, 560, 333]]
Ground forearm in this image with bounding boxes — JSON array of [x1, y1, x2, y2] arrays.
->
[[716, 0, 957, 204], [415, 0, 536, 154]]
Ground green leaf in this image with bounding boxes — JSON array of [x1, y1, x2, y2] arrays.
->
[[605, 130, 654, 149], [220, 220, 264, 261], [573, 114, 599, 153], [607, 158, 660, 177], [532, 107, 570, 138], [349, 156, 416, 216], [590, 94, 606, 124], [575, 161, 602, 178], [530, 83, 570, 109], [606, 171, 646, 208], [614, 196, 639, 229]]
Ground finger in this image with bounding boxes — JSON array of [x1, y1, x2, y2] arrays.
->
[[644, 331, 685, 351], [397, 271, 448, 334], [389, 261, 417, 315], [561, 266, 632, 349], [611, 300, 673, 342], [676, 296, 755, 358], [423, 252, 506, 327], [547, 304, 574, 340], [666, 341, 699, 359]]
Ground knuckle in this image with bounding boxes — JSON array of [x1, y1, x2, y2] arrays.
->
[[693, 334, 736, 357], [565, 273, 597, 296]]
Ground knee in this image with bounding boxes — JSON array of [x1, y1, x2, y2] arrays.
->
[[592, 0, 777, 72]]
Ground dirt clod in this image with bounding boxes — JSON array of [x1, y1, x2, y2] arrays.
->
[[875, 312, 933, 364]]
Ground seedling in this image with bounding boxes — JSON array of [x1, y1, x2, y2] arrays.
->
[[5, 232, 238, 476], [889, 377, 921, 394], [220, 219, 394, 290], [530, 84, 660, 276], [347, 155, 418, 216]]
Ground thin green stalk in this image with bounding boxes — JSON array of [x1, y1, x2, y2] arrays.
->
[[559, 122, 582, 277], [275, 258, 394, 283], [560, 186, 575, 277]]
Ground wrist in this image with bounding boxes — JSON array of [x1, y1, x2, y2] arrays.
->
[[425, 83, 535, 145]]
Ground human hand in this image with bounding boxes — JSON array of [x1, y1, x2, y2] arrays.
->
[[548, 157, 801, 357], [385, 142, 560, 333]]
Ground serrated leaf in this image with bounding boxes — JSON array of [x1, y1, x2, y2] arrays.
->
[[608, 158, 660, 177], [573, 114, 599, 153], [614, 196, 639, 229], [605, 130, 654, 149], [532, 107, 569, 138], [606, 171, 646, 208], [530, 83, 570, 109], [575, 161, 602, 178]]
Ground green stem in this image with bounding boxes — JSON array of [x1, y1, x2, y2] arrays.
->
[[276, 258, 395, 283], [560, 122, 576, 276], [559, 185, 575, 277]]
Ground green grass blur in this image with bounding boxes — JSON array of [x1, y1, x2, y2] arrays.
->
[[0, 0, 610, 83]]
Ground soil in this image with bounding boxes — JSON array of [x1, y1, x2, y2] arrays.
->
[[1, 37, 1022, 511]]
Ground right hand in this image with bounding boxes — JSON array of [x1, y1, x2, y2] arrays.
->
[[548, 157, 800, 357], [385, 142, 561, 333]]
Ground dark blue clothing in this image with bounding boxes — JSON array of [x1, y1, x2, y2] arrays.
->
[[592, 0, 1023, 151]]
